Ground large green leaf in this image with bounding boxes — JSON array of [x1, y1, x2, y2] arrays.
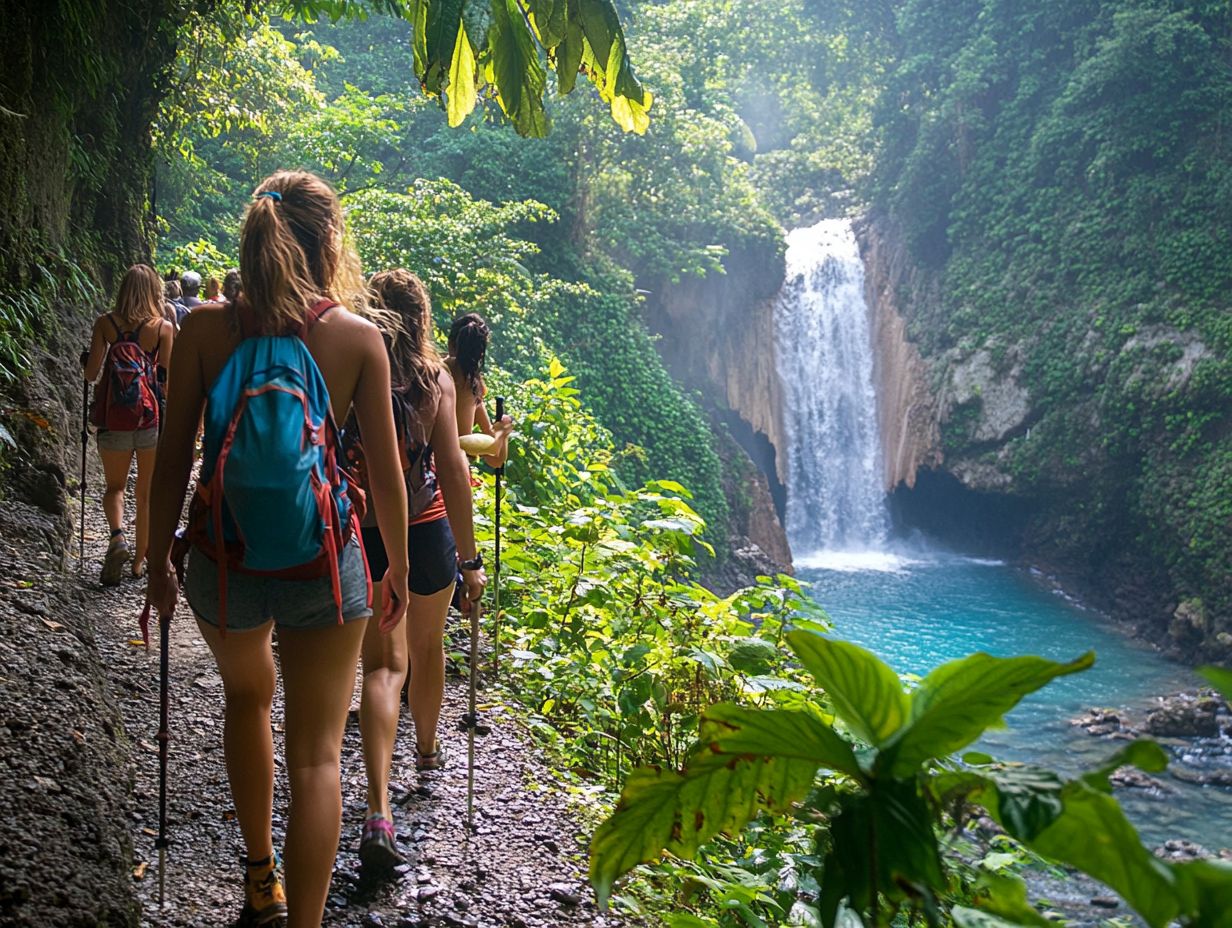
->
[[526, 0, 567, 47], [882, 651, 1094, 775], [786, 631, 909, 747], [573, 0, 650, 131], [445, 22, 477, 127], [555, 0, 585, 94], [1081, 739, 1168, 793], [1198, 665, 1232, 703], [700, 703, 863, 780], [967, 870, 1053, 928], [977, 766, 1065, 842], [1173, 859, 1232, 928], [416, 0, 463, 93], [290, 0, 648, 136], [826, 782, 946, 918], [589, 748, 819, 906], [1022, 781, 1181, 928], [460, 0, 491, 54], [488, 0, 549, 137]]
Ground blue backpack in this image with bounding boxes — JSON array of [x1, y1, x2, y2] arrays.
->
[[185, 300, 369, 632]]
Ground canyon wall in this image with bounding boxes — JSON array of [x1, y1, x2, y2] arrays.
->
[[856, 215, 943, 491], [643, 239, 794, 580], [857, 211, 1229, 663]]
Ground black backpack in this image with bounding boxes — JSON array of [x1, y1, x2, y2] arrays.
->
[[341, 389, 438, 520]]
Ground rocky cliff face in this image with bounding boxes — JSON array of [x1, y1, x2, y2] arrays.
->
[[857, 212, 1229, 663], [643, 240, 794, 579], [857, 216, 942, 491]]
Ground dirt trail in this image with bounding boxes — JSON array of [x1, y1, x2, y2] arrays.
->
[[16, 482, 622, 928]]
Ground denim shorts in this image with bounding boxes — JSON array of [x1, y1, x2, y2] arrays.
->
[[185, 535, 372, 631], [97, 427, 158, 452]]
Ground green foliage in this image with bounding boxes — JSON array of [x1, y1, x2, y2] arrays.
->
[[592, 634, 1232, 926], [1198, 666, 1232, 703], [865, 0, 1232, 632], [160, 239, 233, 282], [0, 250, 101, 382], [474, 360, 822, 787], [283, 0, 651, 136]]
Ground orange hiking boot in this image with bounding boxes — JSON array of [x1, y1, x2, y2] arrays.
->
[[239, 853, 287, 926]]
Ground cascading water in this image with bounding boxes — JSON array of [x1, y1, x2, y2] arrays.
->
[[775, 219, 887, 554]]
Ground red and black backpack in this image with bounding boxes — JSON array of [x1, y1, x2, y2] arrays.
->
[[341, 388, 439, 521], [90, 316, 161, 432]]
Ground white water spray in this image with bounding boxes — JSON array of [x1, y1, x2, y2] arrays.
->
[[775, 219, 887, 555]]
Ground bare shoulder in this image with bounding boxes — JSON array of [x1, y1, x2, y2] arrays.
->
[[437, 366, 456, 398], [178, 302, 230, 340], [316, 306, 383, 352]]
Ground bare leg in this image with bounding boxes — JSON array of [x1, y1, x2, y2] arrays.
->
[[98, 448, 133, 534], [278, 618, 368, 928], [131, 446, 156, 574], [359, 585, 407, 820], [195, 618, 276, 865], [405, 585, 453, 756]]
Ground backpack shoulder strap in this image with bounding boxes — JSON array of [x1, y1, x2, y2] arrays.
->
[[145, 318, 165, 362], [105, 314, 122, 343], [301, 299, 339, 337]]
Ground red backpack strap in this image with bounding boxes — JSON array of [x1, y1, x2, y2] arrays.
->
[[301, 299, 339, 337]]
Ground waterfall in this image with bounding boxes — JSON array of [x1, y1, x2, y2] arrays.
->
[[775, 219, 887, 554]]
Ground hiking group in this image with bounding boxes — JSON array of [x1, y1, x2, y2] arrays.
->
[[82, 170, 515, 928]]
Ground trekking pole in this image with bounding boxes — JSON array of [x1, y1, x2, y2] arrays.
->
[[155, 608, 172, 906], [465, 589, 480, 832], [492, 396, 505, 675], [465, 396, 505, 832], [79, 353, 89, 572]]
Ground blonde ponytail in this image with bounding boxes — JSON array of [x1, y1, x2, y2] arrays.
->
[[239, 171, 368, 334]]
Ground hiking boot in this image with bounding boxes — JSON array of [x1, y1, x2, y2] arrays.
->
[[415, 740, 447, 772], [359, 814, 403, 873], [239, 853, 287, 926], [100, 533, 130, 587]]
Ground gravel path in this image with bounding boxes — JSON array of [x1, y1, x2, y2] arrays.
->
[[60, 490, 623, 927]]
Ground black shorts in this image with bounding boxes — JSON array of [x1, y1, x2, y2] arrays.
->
[[362, 518, 457, 597]]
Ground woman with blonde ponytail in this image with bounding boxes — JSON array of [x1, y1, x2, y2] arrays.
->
[[83, 263, 174, 584], [144, 171, 410, 928]]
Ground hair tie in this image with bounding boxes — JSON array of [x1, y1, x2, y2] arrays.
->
[[256, 190, 282, 202]]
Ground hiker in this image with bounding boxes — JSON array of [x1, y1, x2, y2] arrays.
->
[[144, 170, 410, 928], [163, 279, 186, 327], [83, 263, 175, 584], [222, 268, 241, 304], [179, 270, 204, 311], [204, 276, 222, 303], [344, 269, 485, 871], [445, 312, 513, 467]]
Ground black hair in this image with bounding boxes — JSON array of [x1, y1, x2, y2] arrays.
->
[[448, 312, 490, 399]]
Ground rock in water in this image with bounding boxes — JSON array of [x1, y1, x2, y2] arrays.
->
[[1144, 694, 1221, 738]]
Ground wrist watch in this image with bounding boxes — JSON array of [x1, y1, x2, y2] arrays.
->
[[459, 552, 483, 571]]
